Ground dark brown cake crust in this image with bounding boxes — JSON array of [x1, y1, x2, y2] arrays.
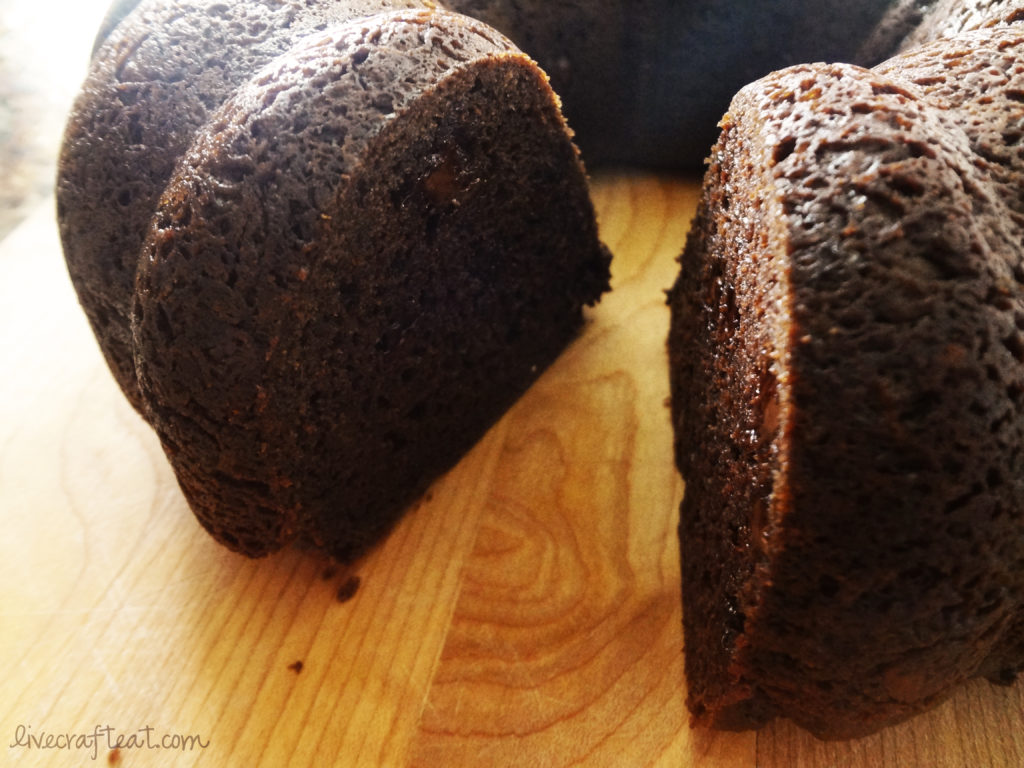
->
[[58, 0, 432, 412], [669, 20, 1024, 739], [131, 10, 610, 558]]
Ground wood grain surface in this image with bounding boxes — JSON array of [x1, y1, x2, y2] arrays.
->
[[2, 174, 1022, 767]]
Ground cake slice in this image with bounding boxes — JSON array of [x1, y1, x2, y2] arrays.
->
[[669, 22, 1024, 738], [131, 10, 610, 558]]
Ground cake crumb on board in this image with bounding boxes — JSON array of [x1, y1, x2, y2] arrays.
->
[[336, 575, 361, 603]]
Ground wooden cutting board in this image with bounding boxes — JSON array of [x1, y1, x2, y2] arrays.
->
[[2, 174, 1022, 767]]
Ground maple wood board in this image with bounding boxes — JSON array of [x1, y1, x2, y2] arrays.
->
[[2, 174, 1022, 767]]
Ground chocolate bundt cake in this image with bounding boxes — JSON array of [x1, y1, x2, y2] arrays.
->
[[58, 0, 905, 560], [60, 4, 611, 558], [61, 0, 1023, 740], [668, 12, 1024, 739]]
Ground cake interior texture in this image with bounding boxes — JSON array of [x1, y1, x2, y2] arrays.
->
[[131, 13, 610, 558], [669, 20, 1024, 738]]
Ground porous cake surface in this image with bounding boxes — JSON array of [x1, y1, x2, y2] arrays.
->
[[132, 10, 611, 558], [669, 21, 1024, 738], [58, 0, 432, 411]]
